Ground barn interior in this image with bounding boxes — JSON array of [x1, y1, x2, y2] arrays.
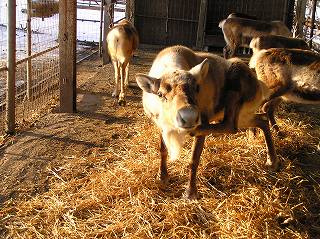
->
[[0, 0, 320, 238]]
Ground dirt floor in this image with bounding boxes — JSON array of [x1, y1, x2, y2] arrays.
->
[[0, 48, 320, 238], [0, 49, 154, 203]]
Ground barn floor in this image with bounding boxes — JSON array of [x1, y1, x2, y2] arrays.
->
[[0, 48, 320, 238]]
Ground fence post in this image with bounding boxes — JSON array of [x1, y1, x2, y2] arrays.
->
[[99, 0, 105, 57], [309, 0, 318, 48], [102, 0, 112, 65], [6, 0, 16, 134], [196, 0, 208, 50], [27, 0, 32, 100], [59, 0, 77, 113]]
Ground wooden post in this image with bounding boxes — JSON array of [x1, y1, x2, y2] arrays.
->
[[6, 0, 16, 134], [126, 0, 135, 24], [309, 0, 318, 48], [196, 0, 208, 49], [102, 0, 112, 65], [27, 0, 32, 100], [99, 0, 105, 57], [59, 0, 77, 113], [295, 0, 308, 38]]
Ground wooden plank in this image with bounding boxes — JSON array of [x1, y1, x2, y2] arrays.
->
[[196, 0, 207, 49], [59, 0, 77, 113]]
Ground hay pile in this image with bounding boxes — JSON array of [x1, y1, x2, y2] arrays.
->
[[0, 102, 319, 238]]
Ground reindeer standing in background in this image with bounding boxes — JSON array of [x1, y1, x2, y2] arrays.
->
[[107, 19, 139, 105], [250, 48, 320, 134], [219, 17, 292, 58]]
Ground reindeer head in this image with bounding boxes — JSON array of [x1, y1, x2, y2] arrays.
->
[[136, 59, 209, 132]]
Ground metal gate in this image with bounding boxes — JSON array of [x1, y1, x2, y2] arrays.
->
[[134, 0, 201, 46]]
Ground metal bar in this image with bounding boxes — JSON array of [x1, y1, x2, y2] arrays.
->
[[27, 0, 32, 100], [6, 0, 16, 134], [309, 0, 318, 48], [77, 49, 99, 64], [0, 45, 58, 76], [135, 14, 198, 23], [99, 0, 104, 57], [77, 18, 101, 23], [16, 45, 59, 66]]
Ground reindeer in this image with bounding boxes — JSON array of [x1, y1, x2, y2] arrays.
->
[[227, 12, 258, 20], [249, 48, 320, 134], [136, 45, 279, 199], [250, 35, 309, 54], [219, 17, 292, 58], [107, 19, 139, 105]]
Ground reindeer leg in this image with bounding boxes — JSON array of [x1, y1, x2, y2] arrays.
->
[[251, 113, 279, 170], [118, 62, 128, 106], [193, 91, 241, 136], [223, 46, 229, 59], [124, 62, 130, 88], [112, 61, 120, 97], [185, 136, 206, 200], [263, 98, 282, 136], [159, 133, 169, 186]]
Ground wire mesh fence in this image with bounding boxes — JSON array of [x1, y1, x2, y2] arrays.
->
[[0, 0, 60, 135]]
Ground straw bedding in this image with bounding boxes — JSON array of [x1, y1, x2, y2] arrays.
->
[[0, 49, 319, 238]]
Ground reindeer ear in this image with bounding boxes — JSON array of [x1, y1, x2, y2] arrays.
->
[[135, 74, 160, 94], [189, 58, 209, 82]]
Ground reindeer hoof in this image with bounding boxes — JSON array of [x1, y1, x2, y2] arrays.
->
[[118, 99, 126, 106], [183, 188, 199, 200], [265, 158, 281, 171]]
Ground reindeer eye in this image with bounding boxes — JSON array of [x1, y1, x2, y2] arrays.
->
[[157, 92, 167, 101]]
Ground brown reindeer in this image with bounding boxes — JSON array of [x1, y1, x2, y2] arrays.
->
[[107, 19, 139, 105], [219, 17, 292, 58], [136, 45, 279, 199], [227, 12, 258, 20], [249, 48, 320, 133], [250, 35, 309, 54]]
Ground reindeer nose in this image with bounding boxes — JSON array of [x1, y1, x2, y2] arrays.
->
[[176, 106, 200, 129]]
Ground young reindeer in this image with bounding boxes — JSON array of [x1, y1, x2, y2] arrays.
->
[[249, 48, 320, 133], [136, 45, 279, 200], [249, 35, 309, 54], [107, 19, 139, 105], [219, 17, 292, 58]]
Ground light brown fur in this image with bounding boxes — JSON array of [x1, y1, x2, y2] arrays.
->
[[219, 17, 292, 58], [136, 45, 278, 200], [250, 35, 309, 54], [250, 48, 320, 133], [107, 19, 139, 105]]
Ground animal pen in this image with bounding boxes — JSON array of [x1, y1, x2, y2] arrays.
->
[[0, 0, 125, 135]]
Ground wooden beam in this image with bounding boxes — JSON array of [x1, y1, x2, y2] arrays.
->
[[296, 0, 308, 37], [6, 0, 16, 134], [196, 0, 208, 49], [59, 0, 77, 113], [309, 0, 318, 48], [102, 0, 112, 65], [126, 0, 135, 23]]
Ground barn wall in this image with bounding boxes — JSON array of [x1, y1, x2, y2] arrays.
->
[[134, 0, 201, 46], [133, 0, 295, 48], [205, 0, 295, 47]]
